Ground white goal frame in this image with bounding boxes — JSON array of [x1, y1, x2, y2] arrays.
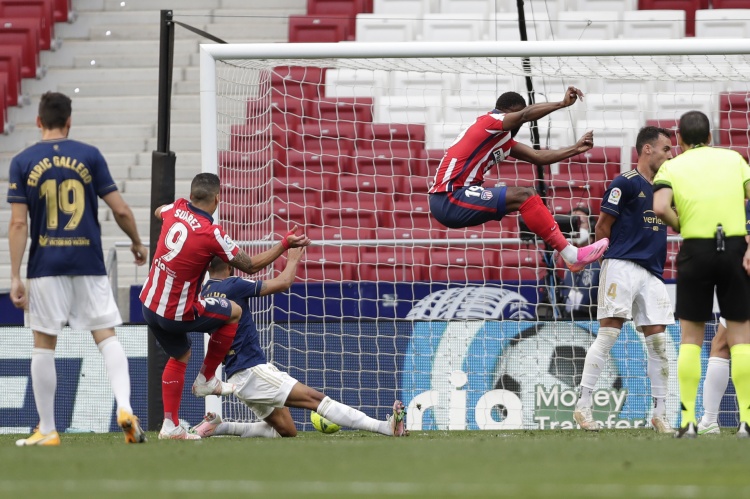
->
[[198, 38, 750, 424]]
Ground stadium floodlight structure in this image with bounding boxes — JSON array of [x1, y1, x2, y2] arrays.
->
[[200, 39, 750, 431]]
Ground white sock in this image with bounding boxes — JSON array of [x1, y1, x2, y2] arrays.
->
[[97, 336, 132, 414], [31, 348, 57, 434], [577, 327, 620, 409], [560, 245, 578, 263], [215, 421, 281, 438], [645, 333, 669, 417], [317, 396, 391, 435], [701, 357, 730, 426]]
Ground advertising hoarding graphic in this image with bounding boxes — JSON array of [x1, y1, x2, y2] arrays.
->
[[403, 321, 681, 430]]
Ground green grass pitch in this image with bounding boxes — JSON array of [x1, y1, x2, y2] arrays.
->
[[1, 429, 748, 498]]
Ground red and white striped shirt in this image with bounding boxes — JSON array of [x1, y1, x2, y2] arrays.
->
[[429, 112, 517, 193], [139, 198, 240, 321]]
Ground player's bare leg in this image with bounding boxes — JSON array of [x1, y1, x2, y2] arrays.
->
[[505, 187, 608, 272]]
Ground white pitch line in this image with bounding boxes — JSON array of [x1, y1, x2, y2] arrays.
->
[[0, 480, 747, 497]]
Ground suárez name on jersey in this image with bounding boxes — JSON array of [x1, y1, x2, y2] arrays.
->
[[27, 156, 93, 186], [174, 209, 202, 230]]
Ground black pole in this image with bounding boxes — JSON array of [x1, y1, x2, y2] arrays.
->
[[515, 0, 559, 318], [147, 9, 177, 431]]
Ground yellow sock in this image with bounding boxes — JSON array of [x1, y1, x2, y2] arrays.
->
[[678, 344, 702, 427], [730, 344, 750, 424]]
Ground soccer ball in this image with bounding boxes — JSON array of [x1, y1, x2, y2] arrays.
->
[[310, 411, 340, 434]]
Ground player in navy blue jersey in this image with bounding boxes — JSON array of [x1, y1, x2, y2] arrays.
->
[[190, 250, 408, 438], [573, 126, 675, 433], [7, 92, 147, 445]]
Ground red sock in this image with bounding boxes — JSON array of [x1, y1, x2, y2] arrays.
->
[[162, 358, 187, 426], [518, 196, 569, 253], [200, 322, 238, 381]]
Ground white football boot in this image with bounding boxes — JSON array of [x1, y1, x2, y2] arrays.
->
[[159, 419, 201, 440], [697, 419, 720, 436], [573, 406, 600, 431], [651, 415, 674, 434]]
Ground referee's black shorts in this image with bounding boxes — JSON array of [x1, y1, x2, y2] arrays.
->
[[676, 236, 750, 322]]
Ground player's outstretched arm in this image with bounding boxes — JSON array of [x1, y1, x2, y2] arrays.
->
[[258, 247, 304, 296], [509, 131, 593, 166], [229, 226, 311, 275], [8, 203, 29, 309], [102, 191, 147, 265], [501, 86, 584, 132]]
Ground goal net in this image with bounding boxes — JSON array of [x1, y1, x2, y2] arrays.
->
[[200, 39, 750, 431]]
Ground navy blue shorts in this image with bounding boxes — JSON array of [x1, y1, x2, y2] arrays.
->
[[429, 186, 508, 229], [142, 297, 233, 358]]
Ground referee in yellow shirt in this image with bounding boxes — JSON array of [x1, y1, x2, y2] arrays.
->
[[653, 110, 750, 438]]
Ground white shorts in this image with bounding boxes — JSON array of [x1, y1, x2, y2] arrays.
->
[[229, 363, 298, 420], [597, 259, 674, 330], [27, 275, 122, 335]]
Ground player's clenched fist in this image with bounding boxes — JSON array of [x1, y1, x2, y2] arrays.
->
[[561, 86, 584, 107], [575, 130, 594, 153]]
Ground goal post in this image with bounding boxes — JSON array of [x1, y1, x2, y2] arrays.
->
[[200, 39, 750, 430]]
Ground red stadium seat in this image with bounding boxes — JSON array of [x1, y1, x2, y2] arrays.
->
[[397, 176, 432, 200], [52, 0, 69, 22], [382, 197, 434, 229], [352, 152, 411, 176], [285, 150, 352, 178], [498, 248, 543, 282], [549, 196, 595, 216], [429, 247, 499, 282], [357, 123, 426, 157], [358, 246, 430, 281], [308, 97, 373, 123], [288, 15, 351, 43], [322, 195, 384, 229], [719, 92, 750, 146], [338, 173, 399, 194], [0, 18, 41, 78], [306, 225, 375, 242], [0, 2, 54, 50], [637, 0, 705, 36], [497, 159, 541, 182], [0, 46, 22, 106], [298, 121, 357, 155], [708, 0, 745, 9], [271, 66, 325, 101], [306, 0, 369, 35], [273, 176, 337, 207], [375, 226, 443, 241], [295, 246, 359, 281], [272, 199, 324, 228]]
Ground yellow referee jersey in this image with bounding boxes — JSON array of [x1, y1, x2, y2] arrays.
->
[[653, 146, 750, 239]]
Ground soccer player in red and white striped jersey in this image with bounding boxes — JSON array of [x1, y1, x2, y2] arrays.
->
[[429, 86, 608, 272], [140, 173, 310, 439]]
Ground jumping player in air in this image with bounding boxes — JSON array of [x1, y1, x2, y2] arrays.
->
[[573, 126, 675, 433], [191, 251, 408, 439], [140, 172, 310, 439], [428, 86, 608, 272]]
